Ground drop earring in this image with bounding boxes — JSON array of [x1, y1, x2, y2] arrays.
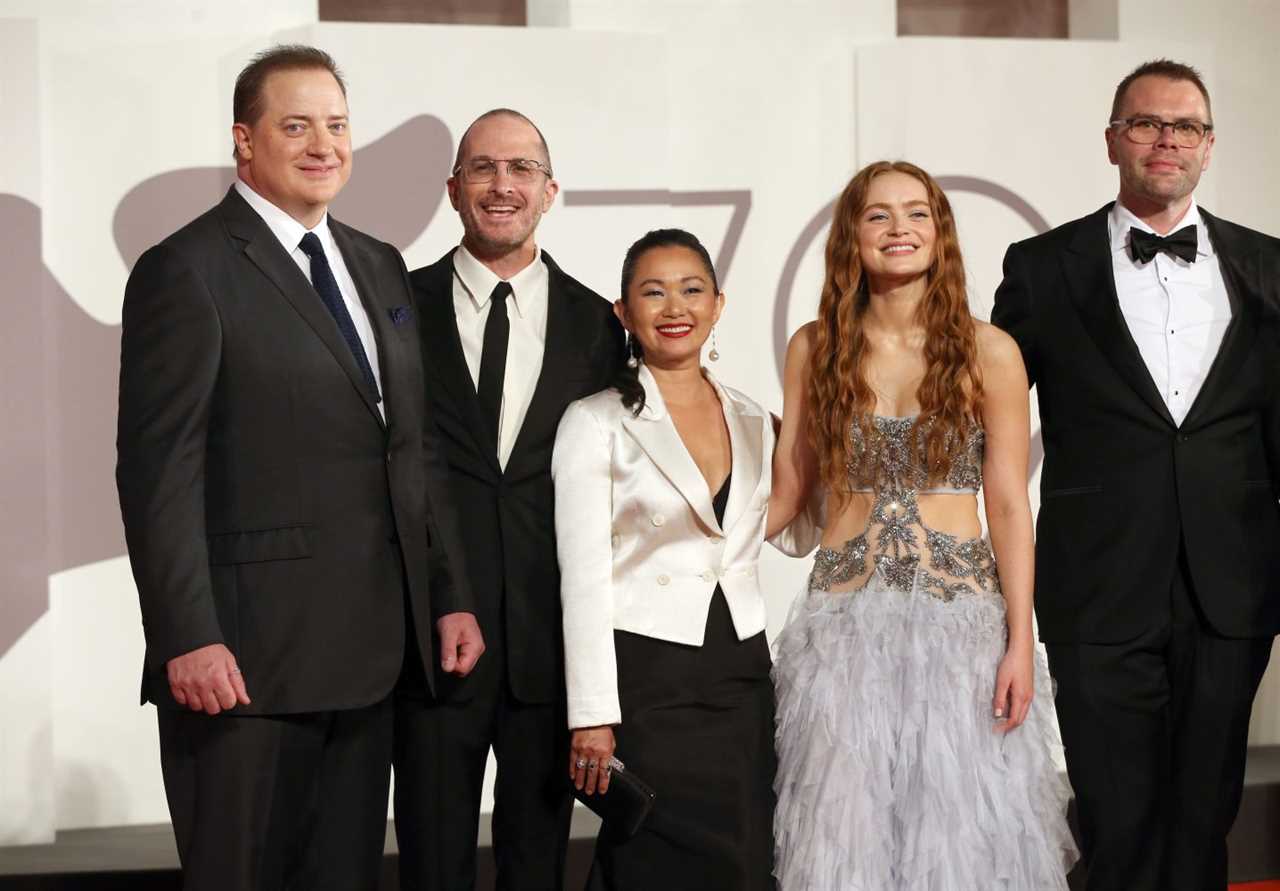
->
[[708, 327, 720, 362], [626, 332, 639, 368]]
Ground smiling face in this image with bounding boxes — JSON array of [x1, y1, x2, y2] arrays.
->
[[1106, 74, 1214, 214], [447, 113, 558, 266], [232, 67, 351, 227], [615, 244, 724, 370], [855, 170, 936, 291]]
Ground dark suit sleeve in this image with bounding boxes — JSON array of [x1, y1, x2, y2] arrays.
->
[[1261, 278, 1280, 499], [398, 253, 475, 619], [990, 242, 1039, 388], [422, 414, 475, 618], [116, 243, 224, 669]]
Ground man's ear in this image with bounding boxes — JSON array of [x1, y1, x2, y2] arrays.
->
[[232, 123, 252, 161]]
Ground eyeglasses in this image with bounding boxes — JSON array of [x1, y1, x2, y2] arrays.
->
[[453, 157, 553, 183], [1109, 116, 1213, 148]]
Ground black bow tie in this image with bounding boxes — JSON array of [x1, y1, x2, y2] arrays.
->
[[1129, 225, 1198, 264]]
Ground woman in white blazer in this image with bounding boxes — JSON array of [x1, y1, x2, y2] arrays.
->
[[552, 229, 777, 890]]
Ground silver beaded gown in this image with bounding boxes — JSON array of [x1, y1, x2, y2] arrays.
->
[[772, 416, 1078, 890]]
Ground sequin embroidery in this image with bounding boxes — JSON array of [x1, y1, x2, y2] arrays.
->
[[810, 415, 1000, 600]]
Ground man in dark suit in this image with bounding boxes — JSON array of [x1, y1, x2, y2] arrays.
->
[[992, 59, 1280, 891], [393, 109, 624, 890], [116, 45, 483, 891]]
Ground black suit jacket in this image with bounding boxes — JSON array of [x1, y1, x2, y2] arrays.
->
[[117, 187, 472, 713], [410, 249, 624, 704], [992, 203, 1280, 644]]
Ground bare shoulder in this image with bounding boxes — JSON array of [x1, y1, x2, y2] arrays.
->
[[785, 320, 819, 365], [974, 319, 1023, 371]]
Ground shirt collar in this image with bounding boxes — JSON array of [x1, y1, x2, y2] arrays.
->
[[235, 178, 334, 256], [453, 243, 546, 319], [1109, 195, 1213, 259]]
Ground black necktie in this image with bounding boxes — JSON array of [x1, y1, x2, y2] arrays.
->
[[477, 281, 512, 452], [1128, 225, 1198, 264], [298, 232, 381, 404]]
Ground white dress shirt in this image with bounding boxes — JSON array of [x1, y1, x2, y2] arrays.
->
[[234, 179, 384, 419], [451, 244, 549, 468], [1109, 198, 1231, 426]]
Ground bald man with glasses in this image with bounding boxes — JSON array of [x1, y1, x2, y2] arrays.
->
[[393, 109, 624, 890]]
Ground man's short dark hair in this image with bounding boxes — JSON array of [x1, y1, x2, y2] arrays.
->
[[452, 109, 552, 174], [232, 45, 346, 157], [1111, 59, 1212, 123]]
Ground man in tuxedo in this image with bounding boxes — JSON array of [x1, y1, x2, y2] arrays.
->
[[116, 45, 483, 891], [992, 59, 1280, 890], [394, 109, 624, 889]]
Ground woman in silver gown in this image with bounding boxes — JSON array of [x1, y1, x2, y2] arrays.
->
[[765, 161, 1079, 889]]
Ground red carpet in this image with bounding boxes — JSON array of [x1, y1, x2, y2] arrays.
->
[[1232, 884, 1280, 890]]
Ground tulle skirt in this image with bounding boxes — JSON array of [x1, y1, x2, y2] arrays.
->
[[771, 577, 1079, 890]]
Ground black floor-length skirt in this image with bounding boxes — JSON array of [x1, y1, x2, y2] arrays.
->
[[585, 588, 777, 891]]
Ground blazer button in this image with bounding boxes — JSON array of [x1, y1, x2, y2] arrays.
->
[[657, 574, 670, 585], [651, 514, 666, 527], [611, 533, 621, 549], [700, 570, 715, 582]]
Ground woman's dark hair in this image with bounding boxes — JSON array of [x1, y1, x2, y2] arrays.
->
[[614, 229, 720, 416]]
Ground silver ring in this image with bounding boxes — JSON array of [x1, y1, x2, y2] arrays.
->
[[229, 668, 242, 675], [575, 758, 587, 769]]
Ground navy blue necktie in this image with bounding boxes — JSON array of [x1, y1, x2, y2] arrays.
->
[[477, 281, 512, 452], [298, 232, 381, 404]]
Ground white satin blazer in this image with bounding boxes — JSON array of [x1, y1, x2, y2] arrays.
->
[[551, 365, 775, 730]]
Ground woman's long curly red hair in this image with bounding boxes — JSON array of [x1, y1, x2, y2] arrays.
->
[[807, 160, 983, 492]]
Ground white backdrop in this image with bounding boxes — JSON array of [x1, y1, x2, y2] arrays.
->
[[1, 0, 1278, 846]]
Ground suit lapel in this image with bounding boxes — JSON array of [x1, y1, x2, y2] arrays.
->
[[507, 256, 577, 468], [330, 220, 392, 430], [1064, 205, 1176, 428], [621, 366, 722, 534], [710, 373, 764, 536], [1180, 211, 1259, 430], [221, 190, 386, 429], [413, 253, 502, 476]]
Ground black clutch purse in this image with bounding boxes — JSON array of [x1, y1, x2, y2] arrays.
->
[[570, 757, 656, 839]]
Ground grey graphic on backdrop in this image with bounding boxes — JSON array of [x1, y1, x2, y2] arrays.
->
[[1, 194, 50, 663], [0, 114, 1052, 660]]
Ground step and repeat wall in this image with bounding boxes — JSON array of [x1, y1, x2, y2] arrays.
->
[[1, 0, 1278, 845]]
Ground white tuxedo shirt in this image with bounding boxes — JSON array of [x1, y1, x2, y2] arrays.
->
[[1108, 197, 1231, 426], [551, 365, 775, 729]]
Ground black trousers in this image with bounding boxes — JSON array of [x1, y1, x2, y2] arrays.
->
[[157, 698, 394, 891], [1046, 546, 1273, 891], [393, 634, 573, 891], [587, 589, 777, 891]]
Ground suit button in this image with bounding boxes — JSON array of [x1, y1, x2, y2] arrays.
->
[[611, 533, 621, 548], [386, 452, 393, 463], [700, 570, 715, 582], [651, 514, 665, 527], [657, 574, 670, 586], [1177, 433, 1189, 443], [746, 567, 755, 578]]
